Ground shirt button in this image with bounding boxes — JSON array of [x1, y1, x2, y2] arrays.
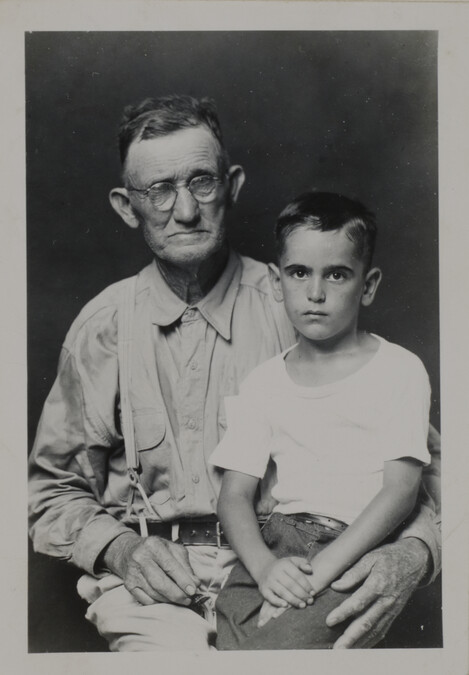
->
[[192, 475, 200, 484], [188, 418, 196, 430], [190, 361, 198, 370]]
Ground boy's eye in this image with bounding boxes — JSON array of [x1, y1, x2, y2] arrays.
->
[[292, 269, 308, 279], [327, 271, 346, 281]]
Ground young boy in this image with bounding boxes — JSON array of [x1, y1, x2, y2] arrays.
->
[[209, 191, 431, 650]]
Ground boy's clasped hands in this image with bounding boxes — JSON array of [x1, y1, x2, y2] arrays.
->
[[257, 555, 318, 627]]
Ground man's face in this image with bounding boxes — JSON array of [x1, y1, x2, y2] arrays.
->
[[275, 226, 372, 345], [124, 126, 233, 267]]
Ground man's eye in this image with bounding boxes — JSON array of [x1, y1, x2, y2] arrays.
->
[[148, 184, 173, 202], [190, 175, 217, 194]]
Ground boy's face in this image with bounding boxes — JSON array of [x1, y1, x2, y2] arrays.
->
[[270, 226, 381, 345]]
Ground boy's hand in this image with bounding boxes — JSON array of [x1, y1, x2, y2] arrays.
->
[[257, 556, 315, 609], [258, 598, 290, 627]]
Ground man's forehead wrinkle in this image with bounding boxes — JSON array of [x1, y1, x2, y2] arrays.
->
[[125, 131, 222, 187]]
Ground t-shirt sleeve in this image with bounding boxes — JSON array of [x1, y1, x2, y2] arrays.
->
[[209, 391, 273, 478], [379, 356, 432, 465]]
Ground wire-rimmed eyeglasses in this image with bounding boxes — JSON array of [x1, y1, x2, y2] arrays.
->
[[126, 174, 227, 212]]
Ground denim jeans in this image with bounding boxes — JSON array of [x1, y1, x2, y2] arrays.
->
[[216, 512, 353, 650]]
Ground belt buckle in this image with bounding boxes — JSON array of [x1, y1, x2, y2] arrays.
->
[[189, 593, 210, 617], [171, 522, 180, 542], [216, 521, 223, 548]]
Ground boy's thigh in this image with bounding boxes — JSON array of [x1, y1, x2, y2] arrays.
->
[[217, 513, 351, 650], [216, 559, 265, 649], [239, 586, 353, 650]]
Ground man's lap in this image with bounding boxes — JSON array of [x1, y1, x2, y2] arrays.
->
[[77, 545, 237, 652]]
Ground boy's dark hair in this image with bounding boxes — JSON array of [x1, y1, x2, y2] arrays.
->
[[275, 191, 377, 271], [118, 94, 229, 172]]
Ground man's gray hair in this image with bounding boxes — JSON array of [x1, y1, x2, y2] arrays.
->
[[118, 94, 229, 171]]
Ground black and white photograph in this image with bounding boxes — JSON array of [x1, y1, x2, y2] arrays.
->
[[1, 2, 468, 674]]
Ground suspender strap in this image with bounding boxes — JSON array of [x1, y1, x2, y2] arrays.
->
[[117, 276, 138, 471], [117, 276, 157, 520]]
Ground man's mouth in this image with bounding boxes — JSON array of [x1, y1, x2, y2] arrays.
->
[[304, 310, 327, 316], [169, 230, 208, 237]]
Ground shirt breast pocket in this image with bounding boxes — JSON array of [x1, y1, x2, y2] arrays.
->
[[133, 408, 172, 504]]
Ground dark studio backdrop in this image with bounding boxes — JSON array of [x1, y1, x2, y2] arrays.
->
[[26, 31, 441, 652]]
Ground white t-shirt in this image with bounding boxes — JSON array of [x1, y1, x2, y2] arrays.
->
[[210, 335, 431, 525]]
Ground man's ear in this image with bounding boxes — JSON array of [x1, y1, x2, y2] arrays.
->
[[226, 165, 245, 207], [361, 267, 382, 307], [109, 188, 141, 230], [268, 263, 284, 303]]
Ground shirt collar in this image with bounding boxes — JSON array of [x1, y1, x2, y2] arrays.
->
[[146, 249, 242, 341]]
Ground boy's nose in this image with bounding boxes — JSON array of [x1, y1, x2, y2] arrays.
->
[[172, 186, 200, 224], [307, 278, 326, 303]]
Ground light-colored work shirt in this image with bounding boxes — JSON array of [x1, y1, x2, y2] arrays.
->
[[28, 250, 441, 580], [211, 337, 431, 524], [28, 251, 293, 574]]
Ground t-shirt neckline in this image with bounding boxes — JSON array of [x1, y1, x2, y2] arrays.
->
[[280, 334, 384, 397]]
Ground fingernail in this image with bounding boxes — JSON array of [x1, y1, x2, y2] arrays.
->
[[299, 602, 306, 608], [307, 598, 314, 605], [186, 585, 196, 595]]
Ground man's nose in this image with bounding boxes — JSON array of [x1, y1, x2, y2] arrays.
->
[[307, 277, 326, 303], [172, 186, 200, 224]]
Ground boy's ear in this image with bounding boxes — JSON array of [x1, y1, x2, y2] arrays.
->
[[109, 187, 141, 229], [361, 267, 382, 307], [268, 263, 284, 303]]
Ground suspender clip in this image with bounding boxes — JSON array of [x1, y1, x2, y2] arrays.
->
[[128, 467, 140, 485], [216, 521, 224, 548]]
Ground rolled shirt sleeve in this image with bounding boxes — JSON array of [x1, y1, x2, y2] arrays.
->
[[28, 316, 133, 576]]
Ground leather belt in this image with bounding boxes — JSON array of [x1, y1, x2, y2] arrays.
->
[[125, 516, 267, 548], [288, 512, 348, 534]]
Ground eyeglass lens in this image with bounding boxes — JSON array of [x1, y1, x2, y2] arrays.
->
[[148, 175, 221, 211]]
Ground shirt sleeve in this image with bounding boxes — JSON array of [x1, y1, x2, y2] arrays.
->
[[28, 318, 134, 577], [379, 356, 432, 466], [209, 390, 273, 479]]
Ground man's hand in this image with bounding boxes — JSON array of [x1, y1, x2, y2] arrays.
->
[[257, 556, 314, 610], [102, 532, 201, 606], [326, 538, 429, 649]]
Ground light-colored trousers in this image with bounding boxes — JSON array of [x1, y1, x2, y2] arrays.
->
[[77, 546, 237, 652]]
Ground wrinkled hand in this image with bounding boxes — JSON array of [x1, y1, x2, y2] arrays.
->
[[326, 538, 429, 649], [257, 556, 314, 610], [103, 532, 201, 606]]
